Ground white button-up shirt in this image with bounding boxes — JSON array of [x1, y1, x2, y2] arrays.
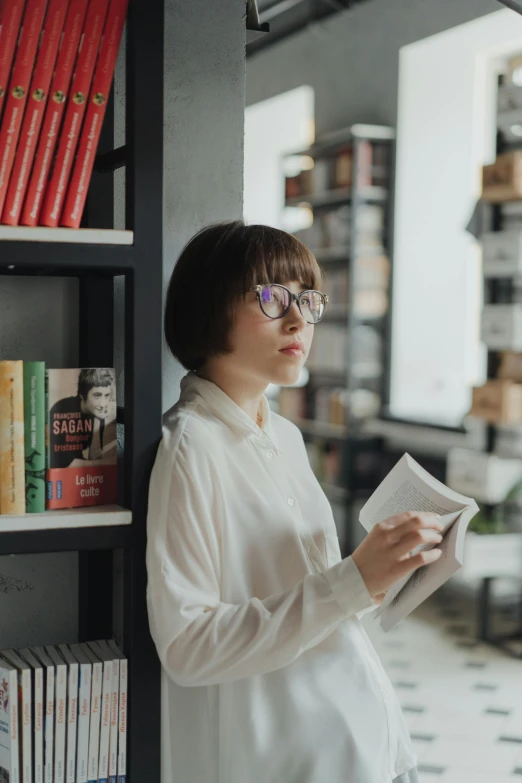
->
[[146, 372, 417, 783]]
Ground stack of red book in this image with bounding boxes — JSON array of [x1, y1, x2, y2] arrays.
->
[[0, 0, 128, 230]]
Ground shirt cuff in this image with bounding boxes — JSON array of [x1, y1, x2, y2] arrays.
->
[[324, 556, 378, 618]]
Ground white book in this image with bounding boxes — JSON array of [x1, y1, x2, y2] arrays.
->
[[87, 643, 111, 783], [19, 649, 44, 783], [106, 642, 126, 783], [69, 646, 92, 783], [56, 646, 78, 783], [44, 647, 67, 783], [359, 453, 479, 632], [0, 650, 32, 783], [95, 643, 119, 783], [79, 645, 102, 783], [0, 657, 20, 783], [30, 648, 55, 783]]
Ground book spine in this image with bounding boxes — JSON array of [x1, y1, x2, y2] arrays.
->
[[97, 662, 112, 783], [116, 658, 126, 783], [40, 0, 109, 227], [61, 0, 128, 228], [53, 664, 66, 783], [21, 0, 89, 227], [2, 0, 69, 225], [107, 658, 119, 783], [65, 664, 78, 783], [10, 668, 21, 783], [0, 361, 25, 514], [33, 666, 44, 783], [86, 662, 102, 783], [21, 667, 32, 783], [0, 0, 48, 216], [75, 663, 91, 783], [0, 0, 27, 123], [23, 361, 46, 513], [43, 665, 54, 783]]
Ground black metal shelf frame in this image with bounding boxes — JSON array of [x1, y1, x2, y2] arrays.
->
[[0, 1, 164, 779]]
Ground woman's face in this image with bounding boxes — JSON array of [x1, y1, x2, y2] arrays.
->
[[226, 279, 314, 388]]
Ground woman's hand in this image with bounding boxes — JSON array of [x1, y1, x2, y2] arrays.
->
[[351, 511, 443, 599]]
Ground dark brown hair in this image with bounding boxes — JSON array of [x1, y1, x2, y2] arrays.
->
[[164, 220, 322, 371]]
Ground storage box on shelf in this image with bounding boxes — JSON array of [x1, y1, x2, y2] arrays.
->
[[0, 0, 163, 777], [280, 124, 395, 555]]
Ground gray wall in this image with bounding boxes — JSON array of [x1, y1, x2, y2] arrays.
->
[[0, 0, 246, 648], [162, 0, 246, 411], [247, 0, 500, 133]]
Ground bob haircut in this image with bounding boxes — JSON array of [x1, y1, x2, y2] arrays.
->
[[164, 220, 322, 371]]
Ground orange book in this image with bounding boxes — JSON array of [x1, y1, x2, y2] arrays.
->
[[2, 0, 69, 225], [0, 360, 25, 515], [61, 0, 129, 228], [0, 0, 48, 216], [0, 0, 27, 122], [40, 0, 110, 227]]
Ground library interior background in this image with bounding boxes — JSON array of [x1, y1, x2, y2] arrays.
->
[[5, 0, 522, 782]]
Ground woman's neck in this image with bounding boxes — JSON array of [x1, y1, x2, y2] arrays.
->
[[197, 362, 265, 426]]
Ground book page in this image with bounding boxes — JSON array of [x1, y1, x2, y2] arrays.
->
[[360, 454, 471, 533]]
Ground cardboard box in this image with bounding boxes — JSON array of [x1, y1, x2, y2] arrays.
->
[[470, 379, 522, 424], [481, 304, 522, 351], [498, 351, 522, 382], [482, 230, 522, 277], [482, 151, 522, 203], [447, 446, 522, 504]]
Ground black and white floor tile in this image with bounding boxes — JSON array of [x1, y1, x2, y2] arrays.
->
[[361, 587, 522, 783]]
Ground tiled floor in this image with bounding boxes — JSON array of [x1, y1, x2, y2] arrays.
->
[[361, 587, 522, 783]]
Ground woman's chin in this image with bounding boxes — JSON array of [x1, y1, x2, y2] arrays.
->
[[270, 365, 303, 387]]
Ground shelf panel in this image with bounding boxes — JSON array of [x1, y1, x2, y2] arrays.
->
[[0, 505, 132, 555], [0, 226, 133, 245], [0, 241, 134, 274], [285, 185, 388, 209], [292, 418, 349, 439]]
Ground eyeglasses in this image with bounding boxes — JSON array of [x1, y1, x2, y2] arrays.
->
[[251, 284, 329, 324]]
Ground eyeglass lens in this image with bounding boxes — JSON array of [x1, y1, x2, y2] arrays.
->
[[259, 285, 325, 323]]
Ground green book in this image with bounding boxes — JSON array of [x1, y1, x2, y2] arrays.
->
[[23, 361, 46, 513]]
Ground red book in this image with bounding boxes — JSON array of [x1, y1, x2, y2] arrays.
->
[[0, 0, 26, 123], [2, 0, 68, 225], [46, 367, 117, 510], [0, 0, 47, 216], [40, 0, 109, 227], [21, 0, 89, 227], [61, 0, 129, 229]]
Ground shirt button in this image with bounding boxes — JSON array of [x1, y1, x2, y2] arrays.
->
[[287, 497, 295, 506], [265, 451, 274, 459]]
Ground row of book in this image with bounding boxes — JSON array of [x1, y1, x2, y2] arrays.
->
[[307, 323, 382, 377], [0, 0, 127, 229], [0, 639, 126, 783], [305, 440, 343, 486], [294, 204, 385, 251], [284, 140, 389, 199], [0, 363, 117, 515], [279, 385, 381, 427]]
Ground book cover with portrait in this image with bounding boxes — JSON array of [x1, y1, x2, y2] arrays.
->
[[46, 368, 117, 510]]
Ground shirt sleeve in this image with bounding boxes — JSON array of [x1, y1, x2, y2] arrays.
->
[[146, 433, 376, 688]]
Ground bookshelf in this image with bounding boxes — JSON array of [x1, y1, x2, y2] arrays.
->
[[0, 1, 162, 780], [473, 69, 522, 657], [279, 124, 395, 555]]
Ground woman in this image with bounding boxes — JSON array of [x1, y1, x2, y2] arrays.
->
[[146, 221, 443, 783]]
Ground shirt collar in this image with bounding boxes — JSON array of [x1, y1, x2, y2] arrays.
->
[[179, 371, 283, 454]]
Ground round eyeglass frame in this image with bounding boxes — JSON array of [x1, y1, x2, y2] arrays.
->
[[251, 283, 329, 324]]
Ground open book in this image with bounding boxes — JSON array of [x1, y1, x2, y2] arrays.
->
[[359, 453, 479, 632]]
